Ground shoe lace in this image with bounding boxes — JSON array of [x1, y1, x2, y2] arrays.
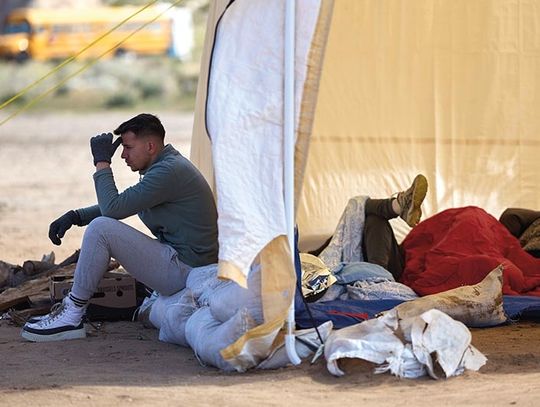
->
[[36, 300, 67, 327], [396, 187, 413, 213]]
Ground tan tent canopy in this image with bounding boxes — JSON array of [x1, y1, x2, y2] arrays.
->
[[193, 0, 540, 249], [190, 0, 540, 369]]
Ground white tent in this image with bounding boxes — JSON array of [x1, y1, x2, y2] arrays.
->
[[190, 0, 540, 369]]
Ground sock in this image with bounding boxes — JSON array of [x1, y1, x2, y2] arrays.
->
[[391, 198, 401, 215], [68, 292, 89, 308]]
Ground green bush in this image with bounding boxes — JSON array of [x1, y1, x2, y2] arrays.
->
[[135, 78, 164, 99], [0, 56, 199, 112], [104, 92, 136, 108], [54, 85, 70, 96]]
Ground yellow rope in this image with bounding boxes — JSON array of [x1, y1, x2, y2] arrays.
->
[[0, 0, 181, 117]]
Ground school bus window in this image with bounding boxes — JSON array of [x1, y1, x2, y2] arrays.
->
[[147, 23, 162, 32], [3, 21, 30, 34], [117, 22, 163, 31], [72, 24, 92, 33], [52, 24, 70, 33], [118, 23, 141, 32]]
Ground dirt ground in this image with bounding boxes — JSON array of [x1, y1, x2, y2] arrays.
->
[[1, 111, 540, 406]]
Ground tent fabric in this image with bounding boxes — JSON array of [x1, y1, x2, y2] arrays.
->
[[401, 206, 540, 297], [296, 0, 540, 250], [206, 0, 321, 282], [193, 0, 329, 369], [190, 0, 540, 368], [193, 0, 540, 253]]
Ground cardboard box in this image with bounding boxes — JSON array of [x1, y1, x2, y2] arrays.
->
[[50, 271, 138, 320]]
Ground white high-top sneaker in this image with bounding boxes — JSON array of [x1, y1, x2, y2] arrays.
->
[[21, 296, 87, 342]]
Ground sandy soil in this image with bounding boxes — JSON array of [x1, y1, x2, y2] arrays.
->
[[1, 111, 540, 406]]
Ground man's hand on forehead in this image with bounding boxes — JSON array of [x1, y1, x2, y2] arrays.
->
[[90, 132, 123, 166]]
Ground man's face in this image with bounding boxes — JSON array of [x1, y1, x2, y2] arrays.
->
[[120, 131, 152, 172]]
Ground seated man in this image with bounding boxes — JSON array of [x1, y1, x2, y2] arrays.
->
[[22, 113, 218, 342]]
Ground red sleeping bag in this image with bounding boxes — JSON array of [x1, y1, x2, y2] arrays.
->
[[401, 206, 540, 296]]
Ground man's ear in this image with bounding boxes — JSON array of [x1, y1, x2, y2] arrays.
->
[[147, 140, 156, 154]]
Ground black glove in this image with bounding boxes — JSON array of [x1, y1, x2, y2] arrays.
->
[[90, 132, 122, 166], [48, 210, 81, 246]]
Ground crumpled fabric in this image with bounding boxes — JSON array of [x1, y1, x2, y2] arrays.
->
[[345, 280, 418, 301], [144, 262, 320, 371], [332, 261, 395, 284], [319, 196, 368, 271], [158, 289, 197, 347], [401, 206, 540, 296], [407, 310, 486, 379], [391, 265, 507, 333], [185, 306, 256, 371], [324, 309, 487, 379], [316, 261, 418, 303], [314, 196, 417, 302], [300, 253, 337, 298]]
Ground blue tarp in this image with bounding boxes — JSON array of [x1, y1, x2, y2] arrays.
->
[[295, 296, 540, 329]]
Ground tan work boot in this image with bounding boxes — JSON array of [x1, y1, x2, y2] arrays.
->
[[395, 174, 428, 227]]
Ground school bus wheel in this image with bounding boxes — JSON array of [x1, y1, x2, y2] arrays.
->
[[114, 48, 127, 57], [15, 51, 29, 63]]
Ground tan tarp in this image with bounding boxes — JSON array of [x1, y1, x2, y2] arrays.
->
[[194, 0, 540, 251], [190, 0, 540, 367], [297, 0, 540, 248]]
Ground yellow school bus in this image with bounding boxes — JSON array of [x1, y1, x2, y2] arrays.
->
[[0, 6, 172, 61]]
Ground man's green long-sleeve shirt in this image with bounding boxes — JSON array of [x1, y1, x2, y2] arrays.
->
[[77, 144, 218, 267]]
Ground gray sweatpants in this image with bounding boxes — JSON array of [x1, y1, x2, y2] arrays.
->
[[71, 217, 191, 301]]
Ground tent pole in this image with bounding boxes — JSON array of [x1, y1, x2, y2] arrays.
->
[[284, 0, 301, 366]]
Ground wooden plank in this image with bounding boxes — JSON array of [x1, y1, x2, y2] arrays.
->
[[0, 264, 76, 311], [0, 256, 120, 312]]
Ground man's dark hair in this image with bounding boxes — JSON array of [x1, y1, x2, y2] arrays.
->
[[114, 113, 165, 141]]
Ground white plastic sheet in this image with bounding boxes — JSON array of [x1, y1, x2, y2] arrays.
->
[[325, 309, 487, 379]]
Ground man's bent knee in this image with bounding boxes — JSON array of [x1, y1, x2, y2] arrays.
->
[[85, 216, 123, 237]]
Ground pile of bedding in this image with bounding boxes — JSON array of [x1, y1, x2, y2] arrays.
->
[[401, 206, 540, 296], [296, 202, 540, 329]]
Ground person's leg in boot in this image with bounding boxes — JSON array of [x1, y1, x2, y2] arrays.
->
[[362, 212, 405, 280], [22, 217, 190, 342], [361, 174, 428, 280], [308, 174, 428, 265], [364, 174, 428, 227]]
